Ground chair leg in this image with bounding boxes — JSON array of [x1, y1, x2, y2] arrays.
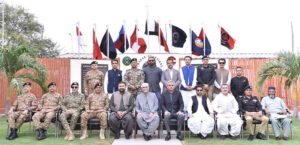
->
[[266, 124, 269, 140], [290, 122, 293, 139]]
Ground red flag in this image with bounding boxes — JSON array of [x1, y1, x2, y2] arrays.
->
[[159, 26, 169, 53], [221, 27, 235, 50], [130, 25, 147, 53], [93, 28, 102, 59], [76, 24, 86, 47]]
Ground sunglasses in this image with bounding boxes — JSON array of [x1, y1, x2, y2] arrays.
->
[[196, 89, 203, 92], [71, 86, 78, 89], [219, 62, 225, 64]]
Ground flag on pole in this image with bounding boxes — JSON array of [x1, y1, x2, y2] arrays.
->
[[144, 20, 169, 52], [114, 25, 129, 53], [159, 27, 169, 53], [171, 25, 187, 48], [93, 27, 102, 59], [221, 27, 235, 50], [100, 30, 117, 59], [130, 25, 147, 53], [76, 24, 86, 47], [192, 28, 211, 56]]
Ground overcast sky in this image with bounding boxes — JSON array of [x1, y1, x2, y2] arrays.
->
[[7, 0, 300, 55]]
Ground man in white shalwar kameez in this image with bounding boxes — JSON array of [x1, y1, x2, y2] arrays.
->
[[213, 84, 242, 140], [187, 85, 214, 139]]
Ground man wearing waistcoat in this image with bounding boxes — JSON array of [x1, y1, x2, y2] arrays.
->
[[214, 58, 231, 97], [187, 85, 214, 139], [109, 82, 134, 139], [180, 56, 197, 112], [104, 59, 122, 95]]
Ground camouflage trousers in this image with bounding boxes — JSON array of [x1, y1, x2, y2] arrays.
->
[[80, 112, 107, 129], [32, 111, 56, 130], [7, 111, 30, 129], [59, 111, 81, 130]]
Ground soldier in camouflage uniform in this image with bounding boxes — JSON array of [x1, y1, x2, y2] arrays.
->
[[6, 82, 37, 140], [123, 58, 145, 98], [32, 82, 62, 140], [80, 83, 109, 140], [59, 82, 85, 141], [84, 61, 104, 97]]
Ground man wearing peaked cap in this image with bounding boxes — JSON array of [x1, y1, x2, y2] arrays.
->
[[6, 82, 38, 140], [261, 86, 291, 141], [238, 85, 268, 141], [59, 82, 85, 141], [32, 82, 62, 140], [84, 61, 104, 97]]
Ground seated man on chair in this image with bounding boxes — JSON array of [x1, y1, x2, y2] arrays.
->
[[6, 82, 38, 140], [187, 85, 214, 139], [136, 83, 159, 141], [59, 82, 85, 141], [80, 83, 109, 140], [109, 82, 134, 139], [238, 86, 268, 141], [212, 84, 242, 140], [261, 86, 291, 141], [32, 82, 62, 140], [161, 80, 185, 141]]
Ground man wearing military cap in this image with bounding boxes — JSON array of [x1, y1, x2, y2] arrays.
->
[[59, 82, 85, 141], [6, 82, 38, 140], [32, 82, 62, 140], [238, 86, 268, 141], [84, 61, 105, 97], [80, 83, 109, 140], [123, 58, 145, 98]]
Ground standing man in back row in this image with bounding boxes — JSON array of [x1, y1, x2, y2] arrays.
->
[[84, 61, 105, 96], [214, 58, 231, 97], [230, 66, 249, 101], [197, 56, 216, 102], [104, 59, 122, 95]]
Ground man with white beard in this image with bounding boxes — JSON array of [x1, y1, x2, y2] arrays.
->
[[261, 87, 291, 141], [212, 84, 242, 140]]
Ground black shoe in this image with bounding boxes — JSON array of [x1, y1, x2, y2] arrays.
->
[[125, 134, 130, 139], [6, 128, 14, 140], [220, 135, 226, 140], [148, 135, 152, 140], [176, 132, 184, 140], [275, 136, 281, 141], [114, 132, 120, 139], [231, 135, 237, 140], [36, 128, 47, 140], [165, 132, 171, 141], [248, 135, 254, 141], [8, 128, 18, 140], [283, 136, 288, 141], [256, 132, 267, 140], [144, 134, 149, 141]]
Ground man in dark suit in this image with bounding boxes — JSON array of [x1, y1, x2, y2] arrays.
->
[[161, 57, 181, 92], [161, 80, 185, 141]]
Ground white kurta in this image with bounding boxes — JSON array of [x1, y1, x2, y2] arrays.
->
[[212, 93, 242, 136], [187, 96, 214, 137]]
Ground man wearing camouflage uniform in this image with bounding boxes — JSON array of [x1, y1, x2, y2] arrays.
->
[[32, 82, 62, 140], [80, 83, 109, 140], [59, 82, 85, 141], [6, 82, 37, 140], [84, 61, 105, 96], [123, 58, 145, 98]]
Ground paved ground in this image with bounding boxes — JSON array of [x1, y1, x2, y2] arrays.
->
[[112, 131, 182, 145]]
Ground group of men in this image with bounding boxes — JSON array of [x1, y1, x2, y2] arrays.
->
[[6, 56, 292, 142]]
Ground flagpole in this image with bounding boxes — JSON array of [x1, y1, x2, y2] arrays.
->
[[123, 20, 127, 54], [69, 33, 74, 53], [136, 20, 139, 51], [158, 19, 161, 53], [165, 23, 170, 53], [93, 24, 97, 59], [77, 22, 81, 59], [107, 25, 109, 59], [169, 20, 172, 53], [189, 24, 192, 56], [203, 23, 206, 56], [218, 22, 222, 58], [291, 21, 294, 53], [146, 5, 150, 53]]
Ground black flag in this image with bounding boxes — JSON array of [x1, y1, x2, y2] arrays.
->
[[100, 30, 117, 59], [171, 25, 187, 48]]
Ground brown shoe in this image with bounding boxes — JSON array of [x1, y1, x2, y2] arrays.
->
[[66, 128, 75, 141], [80, 129, 88, 140], [99, 129, 105, 140]]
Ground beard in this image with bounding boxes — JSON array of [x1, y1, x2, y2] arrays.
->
[[269, 94, 275, 99], [119, 89, 125, 93]]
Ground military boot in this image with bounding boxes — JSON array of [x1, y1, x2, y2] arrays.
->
[[80, 128, 88, 140], [36, 128, 47, 140], [99, 129, 105, 140], [66, 128, 75, 141], [6, 128, 14, 140], [8, 128, 18, 140]]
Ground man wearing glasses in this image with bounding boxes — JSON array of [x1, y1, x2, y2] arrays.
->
[[59, 82, 85, 141], [196, 56, 216, 102], [187, 85, 214, 139], [214, 58, 231, 98]]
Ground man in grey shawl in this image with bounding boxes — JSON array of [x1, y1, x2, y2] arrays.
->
[[136, 83, 159, 141]]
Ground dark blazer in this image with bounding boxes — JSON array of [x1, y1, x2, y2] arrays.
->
[[161, 90, 184, 113]]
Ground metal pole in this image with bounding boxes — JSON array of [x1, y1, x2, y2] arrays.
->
[[106, 25, 109, 59], [123, 20, 126, 53], [69, 33, 74, 53], [146, 5, 150, 53], [2, 2, 4, 49], [291, 21, 294, 53]]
